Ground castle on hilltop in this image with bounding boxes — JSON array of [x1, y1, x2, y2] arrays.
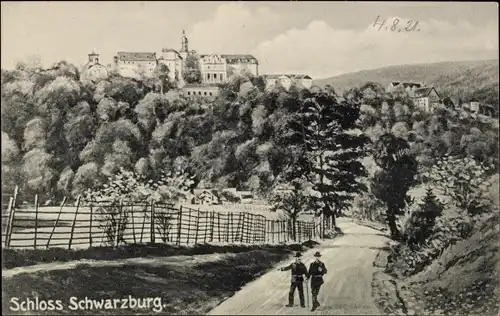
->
[[81, 30, 312, 97], [81, 31, 259, 91]]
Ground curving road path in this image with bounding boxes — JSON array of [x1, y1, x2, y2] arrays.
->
[[209, 218, 389, 315]]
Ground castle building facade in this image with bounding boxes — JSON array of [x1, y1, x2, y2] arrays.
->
[[112, 52, 158, 79], [80, 51, 108, 83], [223, 54, 259, 77], [158, 49, 184, 85], [199, 54, 227, 84]]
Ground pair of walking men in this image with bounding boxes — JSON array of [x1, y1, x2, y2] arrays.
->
[[279, 251, 327, 311]]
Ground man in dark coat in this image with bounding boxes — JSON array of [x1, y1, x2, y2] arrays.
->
[[279, 252, 308, 307], [308, 251, 327, 311]]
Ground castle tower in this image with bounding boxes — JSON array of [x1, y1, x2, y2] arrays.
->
[[180, 30, 189, 59], [88, 50, 99, 64], [180, 30, 189, 52]]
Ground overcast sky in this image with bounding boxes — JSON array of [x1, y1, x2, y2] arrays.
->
[[1, 1, 498, 79]]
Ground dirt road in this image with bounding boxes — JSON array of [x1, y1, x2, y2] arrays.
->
[[209, 219, 389, 315]]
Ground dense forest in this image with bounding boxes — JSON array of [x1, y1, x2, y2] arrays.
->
[[1, 59, 499, 242], [2, 61, 498, 200]]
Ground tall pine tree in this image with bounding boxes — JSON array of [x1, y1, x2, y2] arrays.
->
[[283, 90, 371, 227], [371, 133, 418, 240]]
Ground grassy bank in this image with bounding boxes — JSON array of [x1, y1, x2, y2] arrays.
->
[[2, 241, 318, 270], [2, 241, 318, 315], [373, 212, 500, 316]]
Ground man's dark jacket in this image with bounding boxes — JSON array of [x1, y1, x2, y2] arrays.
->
[[308, 260, 327, 286], [281, 262, 308, 283]]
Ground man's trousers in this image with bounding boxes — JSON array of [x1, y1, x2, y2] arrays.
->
[[288, 282, 305, 306], [311, 282, 323, 306]]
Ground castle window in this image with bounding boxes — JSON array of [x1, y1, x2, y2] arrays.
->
[[187, 91, 191, 95], [198, 91, 202, 95], [204, 92, 207, 96], [214, 73, 217, 80], [209, 92, 212, 96], [207, 73, 211, 80]]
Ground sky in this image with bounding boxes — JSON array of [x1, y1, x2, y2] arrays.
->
[[1, 1, 498, 79]]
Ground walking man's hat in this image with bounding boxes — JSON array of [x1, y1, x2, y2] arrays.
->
[[314, 251, 321, 257], [295, 252, 302, 258]]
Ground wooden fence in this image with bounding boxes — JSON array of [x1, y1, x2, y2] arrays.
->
[[1, 195, 332, 250]]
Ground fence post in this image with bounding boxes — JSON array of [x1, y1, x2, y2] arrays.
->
[[34, 194, 39, 249], [298, 222, 301, 243], [253, 215, 258, 243], [177, 206, 183, 245], [47, 197, 67, 249], [238, 213, 243, 243], [150, 199, 155, 244], [279, 221, 282, 243], [4, 197, 15, 248], [321, 217, 325, 239], [227, 212, 232, 242], [217, 212, 221, 242], [209, 211, 215, 242], [140, 204, 146, 243], [256, 217, 260, 243], [89, 201, 94, 247], [68, 196, 82, 250], [284, 221, 287, 242], [203, 211, 208, 243], [130, 204, 135, 244], [194, 209, 200, 244], [12, 185, 19, 209], [186, 208, 191, 244], [3, 184, 18, 248], [241, 213, 246, 243], [251, 215, 256, 243], [263, 219, 267, 243], [271, 221, 274, 244], [115, 199, 124, 247]]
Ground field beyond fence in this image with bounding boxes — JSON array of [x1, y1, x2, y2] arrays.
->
[[2, 193, 331, 250]]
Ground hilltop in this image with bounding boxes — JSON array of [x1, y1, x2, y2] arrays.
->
[[315, 59, 499, 106]]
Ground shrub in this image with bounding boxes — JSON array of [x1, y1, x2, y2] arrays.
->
[[96, 203, 130, 246], [220, 190, 241, 203], [387, 212, 474, 277], [83, 167, 195, 204], [270, 180, 314, 241], [154, 208, 176, 243], [402, 188, 444, 249], [83, 167, 195, 246], [324, 227, 344, 239], [351, 192, 386, 224], [425, 155, 494, 216]]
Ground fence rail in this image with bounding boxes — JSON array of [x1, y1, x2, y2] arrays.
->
[[1, 194, 332, 250]]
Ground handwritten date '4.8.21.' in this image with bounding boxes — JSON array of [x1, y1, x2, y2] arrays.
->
[[373, 15, 420, 32]]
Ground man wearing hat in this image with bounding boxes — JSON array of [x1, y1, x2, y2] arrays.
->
[[308, 251, 328, 311], [279, 252, 309, 308]]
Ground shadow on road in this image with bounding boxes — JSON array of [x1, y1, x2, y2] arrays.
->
[[344, 232, 388, 238], [319, 245, 390, 251]]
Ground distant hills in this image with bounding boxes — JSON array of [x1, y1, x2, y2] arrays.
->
[[314, 59, 499, 106]]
